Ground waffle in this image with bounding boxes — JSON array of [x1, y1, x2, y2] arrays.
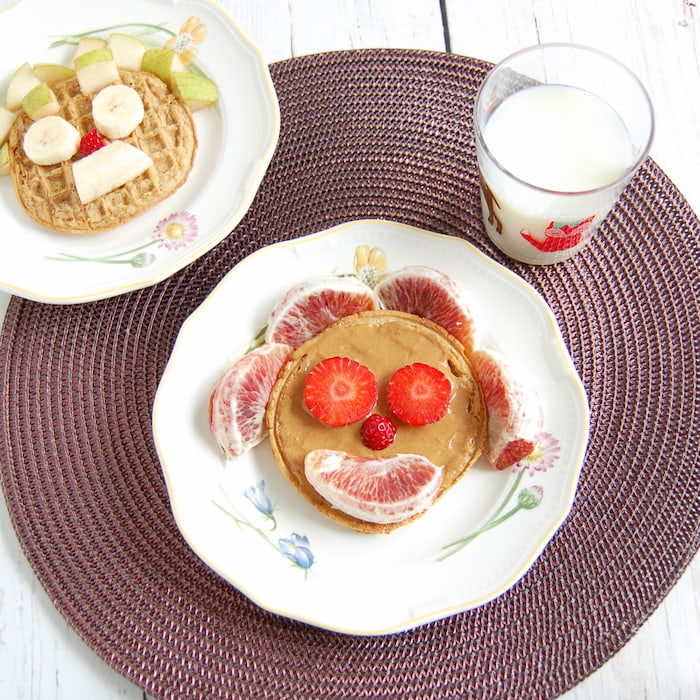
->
[[266, 310, 487, 534], [7, 69, 197, 234]]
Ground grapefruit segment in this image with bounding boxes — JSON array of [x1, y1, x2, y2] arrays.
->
[[471, 348, 543, 470], [304, 449, 443, 525], [265, 276, 380, 348], [209, 342, 293, 458], [374, 265, 479, 354]]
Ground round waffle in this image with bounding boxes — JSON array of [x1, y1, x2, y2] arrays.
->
[[7, 69, 197, 234], [266, 309, 487, 534]]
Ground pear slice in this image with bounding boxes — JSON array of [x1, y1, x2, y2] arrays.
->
[[71, 37, 107, 66], [0, 106, 16, 146], [141, 48, 186, 89], [0, 142, 10, 176], [6, 62, 42, 111], [74, 48, 120, 95], [72, 140, 153, 204], [22, 82, 60, 120], [108, 33, 146, 71], [171, 72, 218, 111], [32, 63, 76, 85]]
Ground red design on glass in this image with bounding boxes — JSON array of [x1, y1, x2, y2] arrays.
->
[[521, 215, 595, 252]]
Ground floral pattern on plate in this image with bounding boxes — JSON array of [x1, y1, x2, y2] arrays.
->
[[214, 481, 315, 578]]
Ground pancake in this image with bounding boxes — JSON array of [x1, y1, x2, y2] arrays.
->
[[7, 69, 197, 234], [266, 309, 487, 533]]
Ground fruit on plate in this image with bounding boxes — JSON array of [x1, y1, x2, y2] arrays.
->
[[7, 69, 197, 233], [71, 36, 107, 65], [71, 140, 153, 204], [107, 33, 146, 71], [91, 84, 144, 139], [471, 348, 543, 470], [78, 128, 105, 156], [32, 63, 76, 85], [386, 362, 452, 426], [171, 71, 219, 112], [4, 24, 219, 233], [266, 308, 487, 533], [304, 449, 443, 525], [265, 276, 380, 348], [141, 48, 186, 89], [73, 48, 120, 95], [303, 356, 379, 426], [5, 62, 42, 111], [375, 265, 479, 355], [21, 82, 59, 120], [360, 414, 397, 451], [211, 265, 548, 532], [209, 342, 293, 458], [22, 115, 80, 165], [0, 106, 15, 145], [0, 142, 9, 176]]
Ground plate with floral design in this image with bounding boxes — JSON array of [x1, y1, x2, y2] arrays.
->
[[0, 0, 279, 303], [153, 219, 590, 635]]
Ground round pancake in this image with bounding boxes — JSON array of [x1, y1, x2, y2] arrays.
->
[[266, 309, 487, 533], [8, 69, 197, 234]]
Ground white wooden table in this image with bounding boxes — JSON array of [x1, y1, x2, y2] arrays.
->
[[1, 0, 698, 697]]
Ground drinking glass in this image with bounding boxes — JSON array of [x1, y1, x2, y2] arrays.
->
[[474, 43, 654, 264]]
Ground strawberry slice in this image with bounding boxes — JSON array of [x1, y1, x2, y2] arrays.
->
[[387, 363, 452, 426], [303, 356, 378, 426]]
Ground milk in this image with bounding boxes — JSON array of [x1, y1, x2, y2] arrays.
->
[[477, 84, 636, 263]]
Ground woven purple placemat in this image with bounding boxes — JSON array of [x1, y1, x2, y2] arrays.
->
[[1, 49, 699, 700]]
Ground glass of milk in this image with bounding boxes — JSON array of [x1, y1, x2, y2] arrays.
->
[[474, 44, 654, 264]]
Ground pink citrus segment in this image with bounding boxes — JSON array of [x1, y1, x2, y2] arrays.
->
[[304, 449, 443, 525], [374, 265, 479, 354], [209, 342, 293, 458], [265, 276, 380, 348], [471, 348, 543, 470]]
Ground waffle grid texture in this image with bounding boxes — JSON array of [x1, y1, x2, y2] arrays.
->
[[8, 70, 196, 233]]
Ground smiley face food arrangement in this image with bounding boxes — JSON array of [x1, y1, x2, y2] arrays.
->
[[209, 266, 544, 534], [1, 32, 218, 233]]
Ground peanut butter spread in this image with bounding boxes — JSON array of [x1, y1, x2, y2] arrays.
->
[[266, 310, 487, 533]]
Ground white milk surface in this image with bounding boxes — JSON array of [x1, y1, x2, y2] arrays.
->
[[484, 84, 634, 192]]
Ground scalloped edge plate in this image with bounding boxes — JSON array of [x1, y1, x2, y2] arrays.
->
[[153, 219, 590, 635], [0, 0, 279, 303]]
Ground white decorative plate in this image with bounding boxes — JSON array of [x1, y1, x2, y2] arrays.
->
[[0, 0, 279, 303], [153, 219, 590, 635]]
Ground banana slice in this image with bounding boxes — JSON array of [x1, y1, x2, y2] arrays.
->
[[92, 84, 144, 139], [23, 115, 80, 165]]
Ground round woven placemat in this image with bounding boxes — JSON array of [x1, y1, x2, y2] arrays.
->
[[1, 49, 699, 700]]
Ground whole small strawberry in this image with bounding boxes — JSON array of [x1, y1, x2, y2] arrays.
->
[[360, 414, 397, 450], [386, 362, 452, 426], [303, 356, 378, 426], [79, 128, 106, 156]]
